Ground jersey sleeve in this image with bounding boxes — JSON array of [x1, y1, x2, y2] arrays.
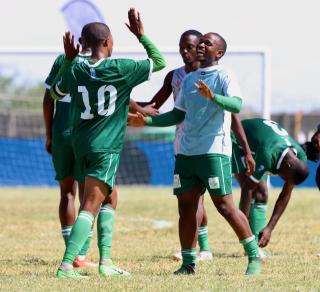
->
[[119, 59, 152, 88], [44, 54, 65, 89], [52, 65, 74, 99], [221, 70, 242, 98], [250, 147, 272, 183]]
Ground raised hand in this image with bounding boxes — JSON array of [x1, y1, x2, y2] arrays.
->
[[63, 31, 80, 61], [194, 79, 215, 100], [125, 8, 144, 38], [127, 112, 147, 127]]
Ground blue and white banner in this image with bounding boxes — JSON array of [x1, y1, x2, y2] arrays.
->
[[61, 0, 105, 42]]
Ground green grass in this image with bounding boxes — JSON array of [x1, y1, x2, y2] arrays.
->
[[0, 187, 319, 291]]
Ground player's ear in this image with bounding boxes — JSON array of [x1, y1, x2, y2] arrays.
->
[[216, 49, 224, 59]]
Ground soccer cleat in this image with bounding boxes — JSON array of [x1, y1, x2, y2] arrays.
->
[[99, 264, 130, 276], [174, 264, 195, 275], [73, 257, 98, 268], [56, 268, 88, 279], [245, 257, 264, 275], [197, 250, 213, 261]]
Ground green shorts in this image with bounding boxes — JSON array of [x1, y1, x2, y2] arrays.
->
[[173, 154, 232, 196], [52, 133, 82, 181], [231, 143, 267, 181], [77, 152, 120, 193]]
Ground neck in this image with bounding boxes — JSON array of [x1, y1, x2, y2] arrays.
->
[[185, 61, 200, 73], [80, 48, 91, 55], [200, 60, 219, 68], [90, 50, 109, 62]]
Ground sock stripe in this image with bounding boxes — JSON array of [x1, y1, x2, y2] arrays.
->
[[78, 213, 94, 224], [240, 235, 255, 244]]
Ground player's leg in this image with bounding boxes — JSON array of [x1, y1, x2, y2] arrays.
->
[[97, 187, 129, 276], [174, 188, 202, 274], [59, 177, 77, 245], [204, 155, 263, 275], [52, 134, 77, 247], [197, 197, 213, 261], [173, 155, 202, 274], [73, 181, 97, 268], [56, 176, 106, 278]]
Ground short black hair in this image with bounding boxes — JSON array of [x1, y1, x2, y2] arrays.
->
[[180, 30, 202, 40], [81, 22, 111, 47], [208, 32, 227, 53], [292, 160, 310, 185]]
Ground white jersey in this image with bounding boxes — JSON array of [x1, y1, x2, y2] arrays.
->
[[175, 65, 242, 156], [171, 66, 187, 155]]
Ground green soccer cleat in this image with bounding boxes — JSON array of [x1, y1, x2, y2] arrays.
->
[[245, 257, 264, 275], [56, 268, 88, 279], [99, 264, 130, 276], [173, 265, 195, 275]]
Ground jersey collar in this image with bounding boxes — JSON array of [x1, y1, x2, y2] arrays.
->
[[197, 64, 222, 73], [84, 58, 106, 68], [276, 147, 298, 170]]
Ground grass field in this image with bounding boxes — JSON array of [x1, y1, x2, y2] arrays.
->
[[0, 187, 319, 291]]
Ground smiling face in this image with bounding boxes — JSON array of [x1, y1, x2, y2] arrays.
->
[[179, 34, 199, 65], [197, 33, 225, 65]]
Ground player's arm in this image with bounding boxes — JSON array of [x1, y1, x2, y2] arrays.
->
[[194, 80, 242, 113], [50, 32, 79, 100], [258, 182, 294, 247], [231, 114, 255, 175], [128, 107, 185, 127], [42, 89, 54, 154], [126, 8, 165, 72]]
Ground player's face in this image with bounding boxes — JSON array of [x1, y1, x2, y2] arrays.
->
[[179, 35, 199, 64], [197, 33, 224, 63]]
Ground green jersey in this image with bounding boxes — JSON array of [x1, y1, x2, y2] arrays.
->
[[54, 58, 151, 157], [45, 53, 91, 135], [232, 118, 307, 182]]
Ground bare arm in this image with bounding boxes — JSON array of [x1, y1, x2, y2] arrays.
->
[[137, 70, 174, 109], [231, 114, 255, 175], [42, 89, 54, 154], [129, 99, 159, 116], [258, 182, 294, 247]]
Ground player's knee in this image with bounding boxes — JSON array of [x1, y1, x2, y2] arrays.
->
[[254, 185, 268, 203], [215, 202, 234, 219]]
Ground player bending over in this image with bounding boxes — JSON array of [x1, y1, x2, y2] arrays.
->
[[129, 32, 263, 275], [232, 118, 309, 248], [50, 9, 165, 279]]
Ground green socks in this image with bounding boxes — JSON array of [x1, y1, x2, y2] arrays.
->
[[61, 226, 72, 247], [97, 204, 115, 262], [78, 229, 93, 257], [181, 248, 197, 266], [240, 235, 259, 258], [62, 211, 94, 265], [198, 226, 211, 252], [249, 200, 267, 241]]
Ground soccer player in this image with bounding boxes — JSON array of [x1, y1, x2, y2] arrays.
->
[[138, 29, 213, 261], [50, 8, 166, 279], [43, 34, 98, 268], [129, 32, 263, 275], [232, 118, 310, 248], [137, 31, 255, 262]]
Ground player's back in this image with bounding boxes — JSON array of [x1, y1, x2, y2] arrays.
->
[[68, 58, 151, 157]]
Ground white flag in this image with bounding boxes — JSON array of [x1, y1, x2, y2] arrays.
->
[[61, 0, 105, 41]]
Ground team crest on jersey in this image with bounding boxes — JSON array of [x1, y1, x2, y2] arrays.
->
[[209, 177, 220, 189], [258, 165, 265, 172], [173, 174, 181, 188]]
